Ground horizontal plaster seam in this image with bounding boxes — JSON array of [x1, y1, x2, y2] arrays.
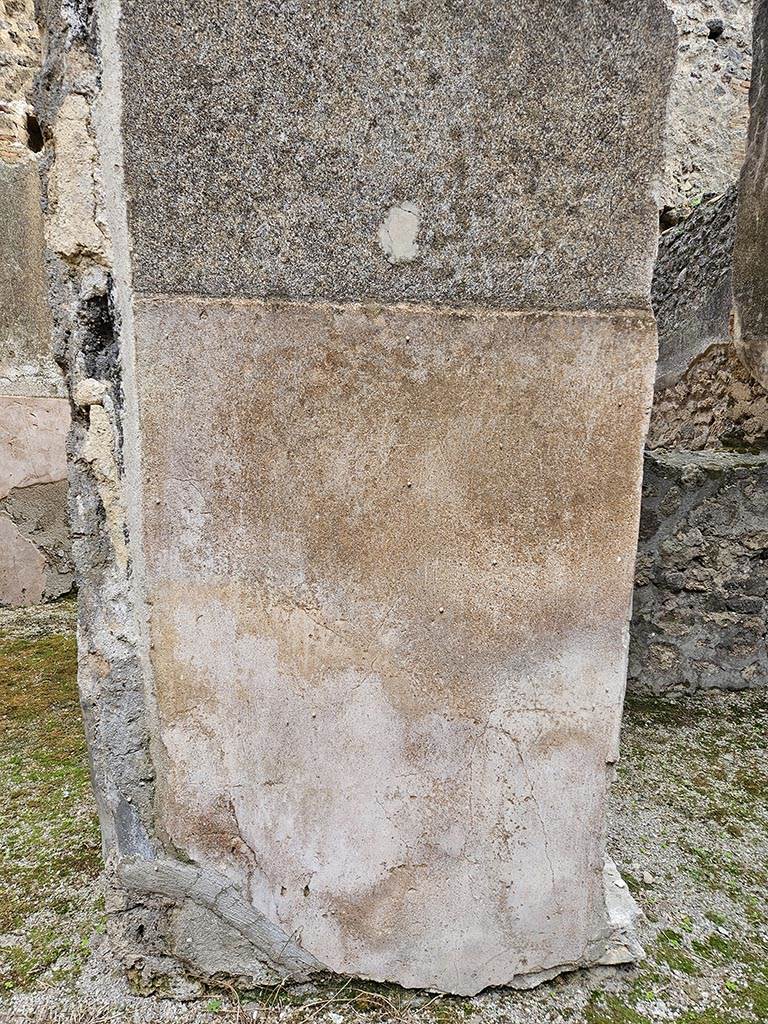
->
[[0, 393, 70, 401], [132, 291, 655, 324]]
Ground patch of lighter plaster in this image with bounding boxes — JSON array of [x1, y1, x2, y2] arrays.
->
[[79, 401, 128, 570], [46, 93, 110, 265], [601, 857, 645, 965], [376, 202, 420, 265]]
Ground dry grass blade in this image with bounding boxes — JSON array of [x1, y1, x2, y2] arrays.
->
[[299, 977, 354, 1022], [223, 982, 249, 1024]]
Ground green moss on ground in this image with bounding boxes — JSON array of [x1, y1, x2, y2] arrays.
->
[[607, 693, 768, 1024], [585, 992, 652, 1024], [1, 605, 766, 1024], [0, 598, 103, 994]]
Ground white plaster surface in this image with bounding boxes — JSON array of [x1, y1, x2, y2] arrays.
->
[[132, 297, 655, 994], [377, 203, 421, 265]]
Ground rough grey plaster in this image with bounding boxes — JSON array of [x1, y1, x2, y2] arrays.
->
[[0, 394, 72, 606], [0, 478, 73, 599], [629, 450, 768, 695], [116, 0, 675, 310], [30, 0, 157, 873], [733, 0, 768, 388], [0, 511, 46, 605], [62, 283, 156, 865], [109, 858, 324, 993]]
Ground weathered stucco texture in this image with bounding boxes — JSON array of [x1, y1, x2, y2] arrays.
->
[[89, 0, 675, 997], [0, 396, 67, 493], [0, 0, 73, 606], [135, 299, 656, 993], [116, 1, 670, 311], [0, 396, 71, 604], [0, 159, 61, 398]]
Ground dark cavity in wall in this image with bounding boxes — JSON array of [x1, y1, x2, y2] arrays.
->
[[25, 112, 44, 152], [79, 289, 120, 390]]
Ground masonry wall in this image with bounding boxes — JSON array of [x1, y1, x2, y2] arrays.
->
[[0, 0, 72, 606], [629, 198, 768, 696], [629, 0, 768, 696], [663, 0, 753, 222], [630, 451, 768, 695], [41, 0, 678, 998]]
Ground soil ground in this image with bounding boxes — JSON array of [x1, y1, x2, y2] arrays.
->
[[1, 599, 766, 1024]]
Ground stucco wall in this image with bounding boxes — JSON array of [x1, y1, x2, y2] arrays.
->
[[39, 0, 678, 997]]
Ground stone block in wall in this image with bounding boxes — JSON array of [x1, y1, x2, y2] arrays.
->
[[629, 450, 768, 695]]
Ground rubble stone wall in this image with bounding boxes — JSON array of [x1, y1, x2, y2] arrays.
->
[[732, 0, 768, 387], [664, 0, 753, 219], [630, 451, 768, 694], [0, 0, 72, 606], [647, 188, 768, 453], [631, 2, 768, 696]]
